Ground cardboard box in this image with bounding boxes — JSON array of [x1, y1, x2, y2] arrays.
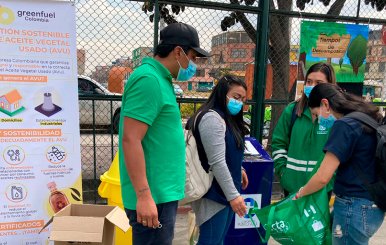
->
[[41, 204, 130, 245]]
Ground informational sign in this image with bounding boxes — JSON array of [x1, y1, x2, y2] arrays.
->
[[312, 33, 351, 58], [0, 1, 82, 244], [299, 21, 369, 83], [235, 194, 261, 229]]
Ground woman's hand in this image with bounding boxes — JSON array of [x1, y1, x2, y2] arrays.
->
[[230, 196, 247, 217], [241, 169, 249, 190]]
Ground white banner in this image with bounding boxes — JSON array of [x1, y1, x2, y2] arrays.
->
[[0, 1, 82, 244]]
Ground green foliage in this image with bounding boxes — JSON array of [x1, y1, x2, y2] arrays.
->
[[264, 106, 271, 122], [347, 35, 367, 75], [180, 103, 202, 119], [306, 61, 365, 83], [300, 21, 348, 54]]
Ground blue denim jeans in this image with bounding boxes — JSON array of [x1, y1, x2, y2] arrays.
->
[[332, 195, 384, 245], [197, 206, 234, 245], [125, 201, 178, 245]]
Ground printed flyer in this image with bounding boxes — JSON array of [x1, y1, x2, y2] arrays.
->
[[0, 1, 82, 244]]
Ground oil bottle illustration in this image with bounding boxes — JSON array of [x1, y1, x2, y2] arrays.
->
[[47, 181, 69, 213]]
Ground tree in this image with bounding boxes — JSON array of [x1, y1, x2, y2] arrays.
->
[[347, 35, 367, 75], [141, 0, 382, 146]]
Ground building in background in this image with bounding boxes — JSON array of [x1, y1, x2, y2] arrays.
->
[[91, 65, 110, 87], [89, 56, 132, 91], [132, 47, 153, 69], [113, 57, 131, 67], [365, 29, 386, 99], [188, 31, 255, 92], [108, 64, 132, 94], [182, 58, 217, 91], [210, 31, 255, 77], [77, 49, 86, 75]]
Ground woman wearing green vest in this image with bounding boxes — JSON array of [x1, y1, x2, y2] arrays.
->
[[272, 62, 336, 196]]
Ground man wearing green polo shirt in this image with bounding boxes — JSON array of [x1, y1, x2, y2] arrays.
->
[[119, 23, 209, 245]]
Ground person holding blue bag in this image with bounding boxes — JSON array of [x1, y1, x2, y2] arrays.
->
[[296, 83, 384, 245]]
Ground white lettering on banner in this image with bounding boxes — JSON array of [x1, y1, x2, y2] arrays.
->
[[0, 220, 43, 230], [0, 129, 61, 137]]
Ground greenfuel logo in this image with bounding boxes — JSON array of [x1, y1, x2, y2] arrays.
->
[[0, 5, 15, 25]]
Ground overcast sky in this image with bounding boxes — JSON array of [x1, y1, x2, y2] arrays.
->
[[75, 0, 386, 75]]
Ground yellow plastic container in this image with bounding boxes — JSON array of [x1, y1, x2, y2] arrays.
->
[[98, 152, 132, 245]]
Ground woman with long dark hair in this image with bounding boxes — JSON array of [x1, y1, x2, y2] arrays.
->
[[296, 83, 384, 244], [186, 75, 249, 244], [272, 62, 337, 196]]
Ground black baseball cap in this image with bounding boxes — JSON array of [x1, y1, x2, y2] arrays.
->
[[159, 23, 210, 57]]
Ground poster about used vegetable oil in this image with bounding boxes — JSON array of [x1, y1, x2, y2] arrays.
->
[[0, 1, 82, 244], [299, 21, 369, 83]]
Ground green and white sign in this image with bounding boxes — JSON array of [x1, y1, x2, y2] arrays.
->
[[300, 21, 369, 83]]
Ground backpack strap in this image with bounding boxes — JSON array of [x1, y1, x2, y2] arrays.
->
[[346, 112, 384, 159], [345, 112, 380, 130], [192, 111, 203, 132], [191, 109, 225, 173], [192, 109, 223, 133]]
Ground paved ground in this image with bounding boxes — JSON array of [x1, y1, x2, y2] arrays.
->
[[174, 210, 386, 244]]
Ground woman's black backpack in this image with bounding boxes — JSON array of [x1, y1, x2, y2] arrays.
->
[[346, 112, 386, 212]]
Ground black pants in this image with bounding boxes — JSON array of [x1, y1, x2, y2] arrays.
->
[[125, 201, 178, 245]]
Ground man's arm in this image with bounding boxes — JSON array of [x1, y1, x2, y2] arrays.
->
[[122, 117, 159, 228]]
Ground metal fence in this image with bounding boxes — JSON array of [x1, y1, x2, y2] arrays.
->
[[75, 0, 386, 203]]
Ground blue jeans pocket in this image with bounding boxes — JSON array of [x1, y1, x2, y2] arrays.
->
[[361, 204, 384, 237], [333, 196, 384, 245]]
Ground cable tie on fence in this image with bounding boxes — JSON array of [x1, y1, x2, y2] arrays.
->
[[297, 8, 303, 20]]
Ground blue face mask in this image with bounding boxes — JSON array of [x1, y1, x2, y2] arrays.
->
[[304, 86, 314, 98], [318, 114, 336, 129], [227, 97, 243, 115], [176, 51, 197, 81]]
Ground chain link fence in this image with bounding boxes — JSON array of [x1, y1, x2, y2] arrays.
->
[[74, 0, 386, 203]]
